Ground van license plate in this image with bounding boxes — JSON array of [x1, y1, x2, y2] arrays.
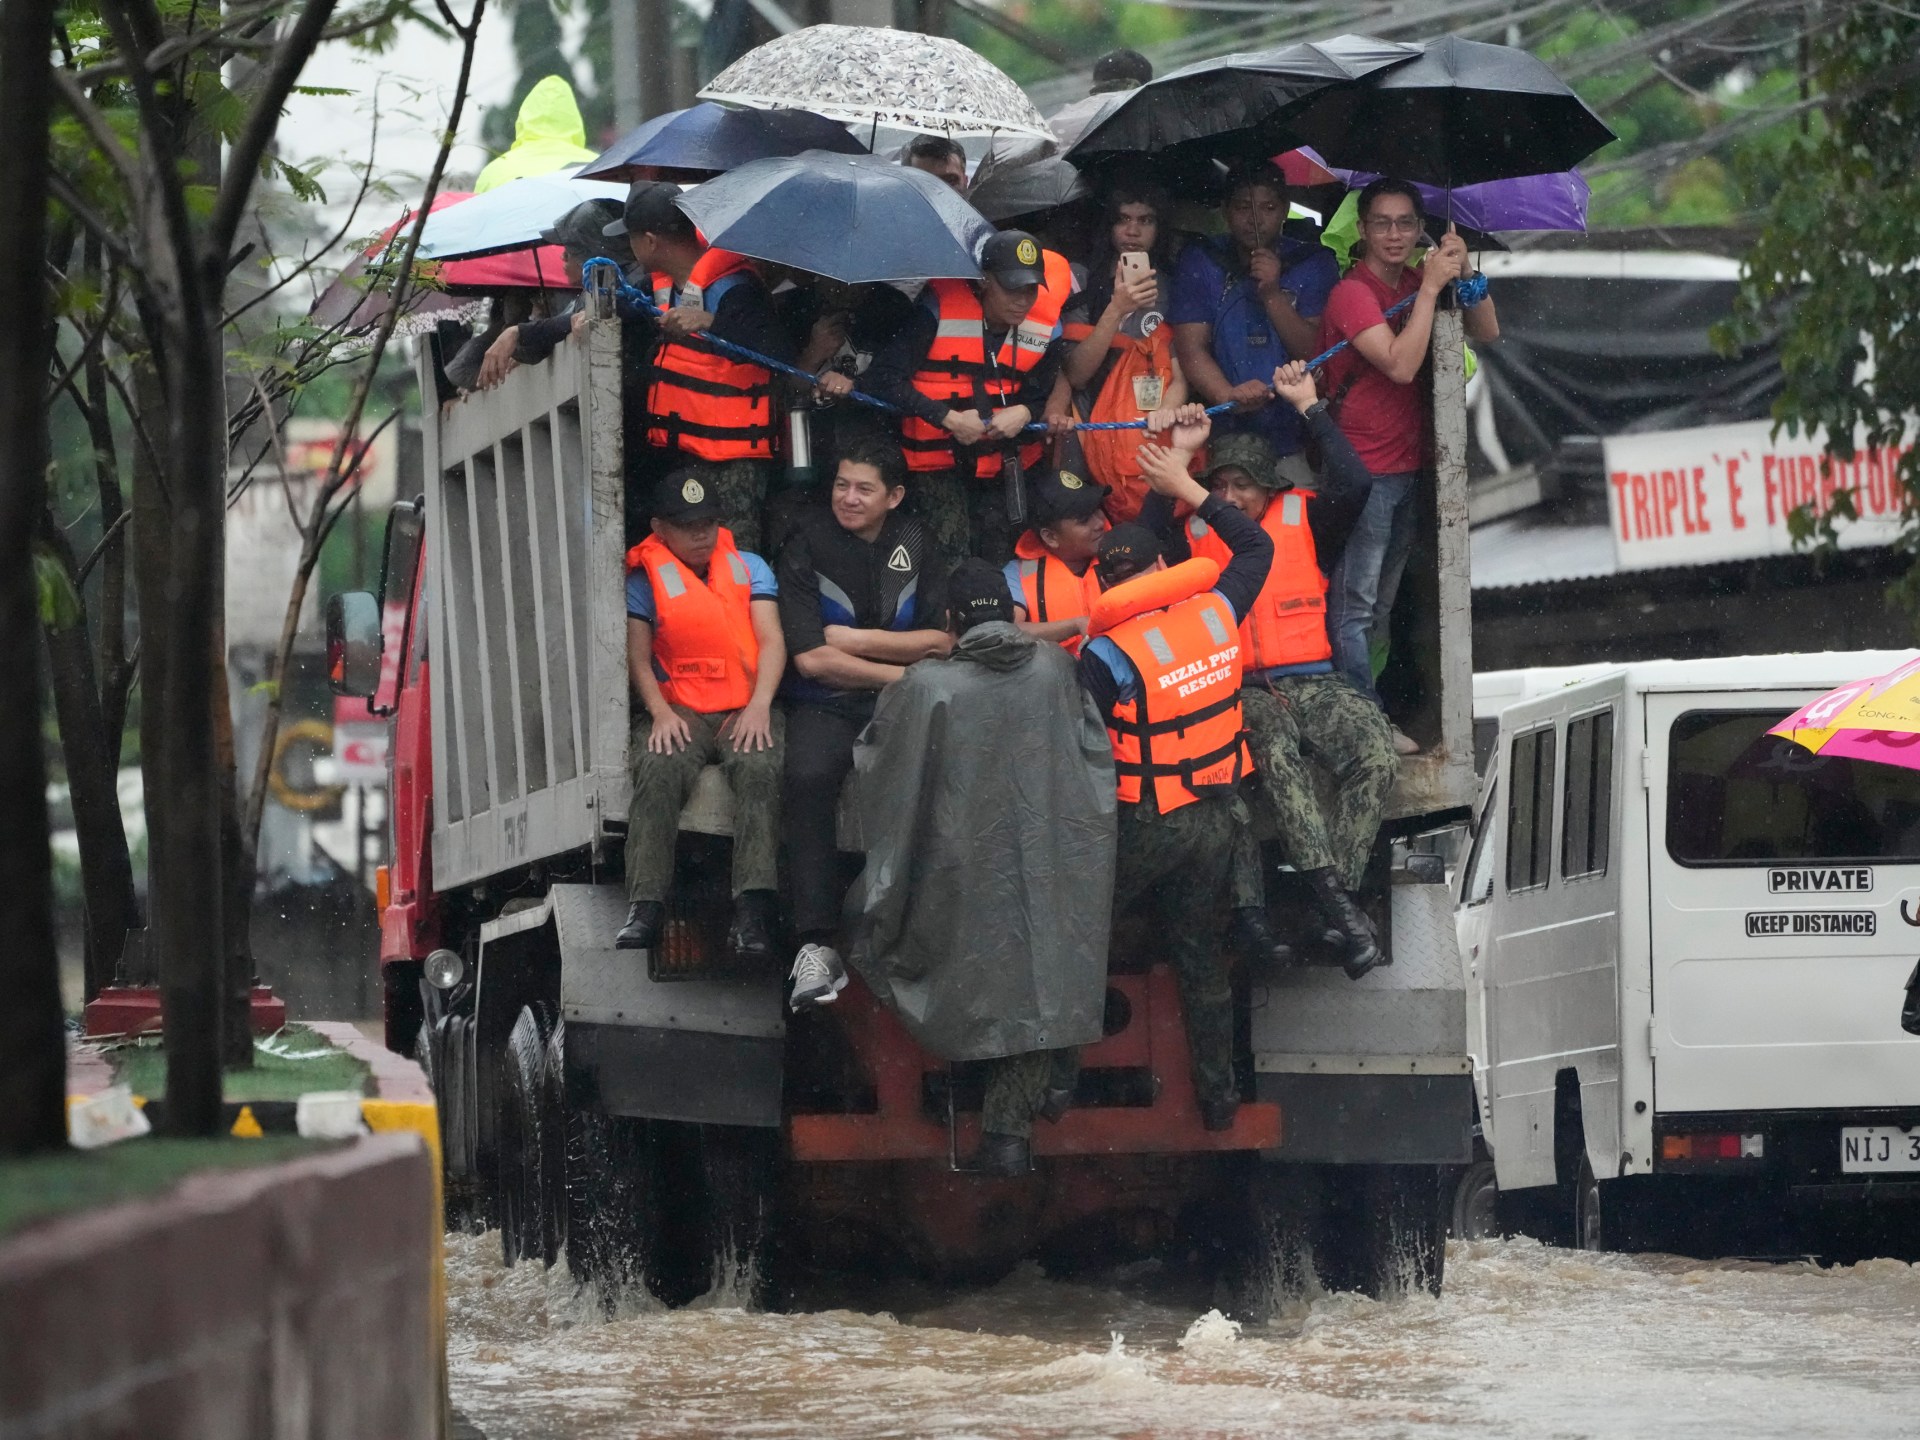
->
[[1840, 1127, 1920, 1172]]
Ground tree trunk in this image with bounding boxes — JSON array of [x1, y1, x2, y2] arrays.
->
[[39, 522, 138, 1002], [126, 355, 171, 989], [0, 0, 69, 1156], [146, 298, 229, 1135], [215, 645, 255, 1067]]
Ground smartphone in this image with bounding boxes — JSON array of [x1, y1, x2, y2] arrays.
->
[[1118, 251, 1151, 286]]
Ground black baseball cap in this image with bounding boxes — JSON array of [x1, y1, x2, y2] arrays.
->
[[947, 557, 1014, 632], [604, 180, 688, 238], [1095, 523, 1163, 585], [1028, 466, 1109, 526], [653, 467, 721, 523], [542, 198, 623, 252], [979, 229, 1047, 288]]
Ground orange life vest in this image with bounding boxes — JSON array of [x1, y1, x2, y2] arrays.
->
[[1011, 530, 1102, 655], [645, 248, 778, 463], [899, 249, 1071, 477], [1089, 558, 1249, 812], [626, 528, 760, 713], [1064, 318, 1176, 524], [1185, 493, 1331, 672]]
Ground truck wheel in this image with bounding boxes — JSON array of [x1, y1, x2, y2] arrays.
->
[[1335, 1165, 1447, 1299], [497, 1005, 556, 1268], [1572, 1157, 1604, 1252], [564, 1105, 679, 1309], [1228, 1163, 1319, 1322], [695, 1123, 780, 1309], [1450, 1159, 1501, 1241]]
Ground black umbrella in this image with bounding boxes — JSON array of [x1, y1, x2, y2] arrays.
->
[[675, 150, 993, 285], [1284, 35, 1616, 189], [968, 156, 1088, 223], [578, 102, 866, 183], [1065, 34, 1419, 171]]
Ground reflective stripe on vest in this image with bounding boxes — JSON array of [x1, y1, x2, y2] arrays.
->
[[1187, 494, 1331, 672], [646, 248, 778, 463], [1014, 534, 1100, 656], [1101, 580, 1250, 813], [900, 248, 1071, 477], [627, 528, 760, 713]]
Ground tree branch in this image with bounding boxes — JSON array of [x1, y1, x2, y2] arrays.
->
[[48, 64, 143, 193], [210, 0, 343, 260]]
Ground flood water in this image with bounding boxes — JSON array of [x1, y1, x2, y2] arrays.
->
[[448, 1231, 1920, 1438]]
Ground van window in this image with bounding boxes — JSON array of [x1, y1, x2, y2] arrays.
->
[[1667, 709, 1920, 865], [1505, 727, 1556, 891], [1462, 782, 1498, 905], [1562, 710, 1613, 879]]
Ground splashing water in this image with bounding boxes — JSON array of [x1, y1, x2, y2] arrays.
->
[[448, 1233, 1920, 1439]]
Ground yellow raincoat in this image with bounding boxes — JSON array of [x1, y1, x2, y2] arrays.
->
[[474, 76, 598, 192]]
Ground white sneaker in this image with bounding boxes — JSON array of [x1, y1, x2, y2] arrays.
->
[[1391, 726, 1421, 756], [788, 943, 848, 1011]]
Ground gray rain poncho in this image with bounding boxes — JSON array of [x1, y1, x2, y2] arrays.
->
[[843, 622, 1117, 1061]]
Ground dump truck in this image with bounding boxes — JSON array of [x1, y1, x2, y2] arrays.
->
[[328, 296, 1483, 1312]]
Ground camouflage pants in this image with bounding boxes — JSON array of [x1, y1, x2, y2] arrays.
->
[[908, 465, 1017, 570], [626, 704, 784, 902], [980, 1047, 1080, 1139], [653, 454, 775, 555], [1111, 792, 1238, 1108], [1234, 676, 1397, 895]]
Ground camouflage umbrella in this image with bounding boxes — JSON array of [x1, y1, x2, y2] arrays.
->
[[700, 24, 1054, 146]]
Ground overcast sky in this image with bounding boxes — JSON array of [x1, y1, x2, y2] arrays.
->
[[276, 16, 526, 242]]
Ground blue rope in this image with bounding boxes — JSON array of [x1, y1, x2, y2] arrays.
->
[[581, 258, 1455, 435]]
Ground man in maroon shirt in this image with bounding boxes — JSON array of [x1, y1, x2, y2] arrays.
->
[[1318, 179, 1498, 743]]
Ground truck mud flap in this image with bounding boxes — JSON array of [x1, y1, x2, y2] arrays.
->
[[1250, 881, 1473, 1164], [551, 883, 785, 1128]]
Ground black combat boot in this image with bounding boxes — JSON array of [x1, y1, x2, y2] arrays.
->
[[614, 900, 664, 951], [728, 890, 777, 964], [1231, 906, 1293, 966], [1036, 1085, 1075, 1125], [1305, 868, 1381, 981], [965, 1131, 1032, 1176], [1198, 1092, 1239, 1132]]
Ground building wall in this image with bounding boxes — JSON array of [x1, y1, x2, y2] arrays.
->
[[1472, 550, 1914, 672]]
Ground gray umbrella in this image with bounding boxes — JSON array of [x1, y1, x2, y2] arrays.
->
[[700, 23, 1055, 145]]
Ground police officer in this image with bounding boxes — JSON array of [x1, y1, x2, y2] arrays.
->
[[616, 469, 785, 961], [607, 181, 797, 553], [865, 230, 1073, 567], [1077, 406, 1273, 1131], [1143, 363, 1395, 979], [777, 433, 952, 1011], [1002, 466, 1109, 652]]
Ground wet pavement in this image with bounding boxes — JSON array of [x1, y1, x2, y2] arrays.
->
[[448, 1231, 1920, 1438]]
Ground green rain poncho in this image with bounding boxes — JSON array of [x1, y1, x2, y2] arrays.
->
[[475, 76, 598, 192]]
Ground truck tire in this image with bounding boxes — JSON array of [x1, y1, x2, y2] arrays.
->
[[498, 1005, 559, 1267], [694, 1123, 780, 1310], [1227, 1163, 1320, 1322], [564, 1105, 681, 1310], [1449, 1159, 1501, 1241], [1324, 1164, 1447, 1298], [1571, 1157, 1604, 1252]]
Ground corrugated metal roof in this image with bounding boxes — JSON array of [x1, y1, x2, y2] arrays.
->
[[1470, 515, 1620, 590]]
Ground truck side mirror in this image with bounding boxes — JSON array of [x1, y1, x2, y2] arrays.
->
[[325, 591, 382, 699]]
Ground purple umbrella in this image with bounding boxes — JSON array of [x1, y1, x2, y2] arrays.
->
[[1309, 146, 1589, 231]]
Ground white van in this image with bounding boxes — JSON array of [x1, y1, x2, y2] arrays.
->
[[1472, 665, 1619, 776], [1457, 651, 1920, 1248]]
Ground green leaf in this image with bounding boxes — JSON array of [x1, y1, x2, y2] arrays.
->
[[33, 548, 81, 631]]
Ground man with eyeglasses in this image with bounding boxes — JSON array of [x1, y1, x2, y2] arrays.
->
[[1316, 179, 1499, 748]]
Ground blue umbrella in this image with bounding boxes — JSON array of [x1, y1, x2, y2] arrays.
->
[[579, 102, 867, 183], [675, 150, 993, 285], [413, 174, 627, 260]]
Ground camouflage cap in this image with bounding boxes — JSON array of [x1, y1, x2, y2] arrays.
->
[[1204, 430, 1284, 490]]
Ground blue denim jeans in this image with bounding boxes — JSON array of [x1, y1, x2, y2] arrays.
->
[[1328, 471, 1420, 703]]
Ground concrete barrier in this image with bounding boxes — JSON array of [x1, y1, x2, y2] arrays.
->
[[0, 1131, 437, 1440]]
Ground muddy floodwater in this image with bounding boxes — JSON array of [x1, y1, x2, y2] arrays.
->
[[447, 1232, 1920, 1438]]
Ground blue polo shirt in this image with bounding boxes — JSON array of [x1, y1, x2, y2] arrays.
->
[[1169, 235, 1339, 457], [625, 548, 777, 685]]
